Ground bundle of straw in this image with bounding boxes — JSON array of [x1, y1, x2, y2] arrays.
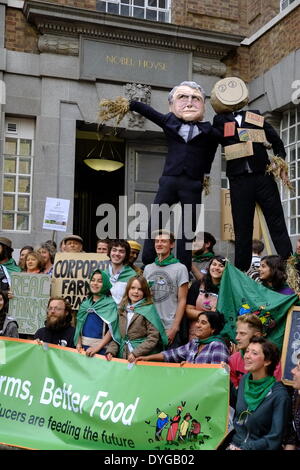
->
[[203, 176, 210, 196], [98, 97, 130, 126], [266, 155, 294, 191], [286, 255, 300, 294]]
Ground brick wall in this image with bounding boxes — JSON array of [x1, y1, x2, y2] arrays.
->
[[171, 0, 248, 36], [5, 8, 39, 53], [246, 0, 280, 36], [4, 0, 299, 84], [232, 5, 300, 82], [37, 0, 96, 8]]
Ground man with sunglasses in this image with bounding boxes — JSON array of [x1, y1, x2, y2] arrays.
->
[[127, 81, 218, 272]]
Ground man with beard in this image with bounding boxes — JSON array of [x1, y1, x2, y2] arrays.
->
[[34, 297, 75, 348]]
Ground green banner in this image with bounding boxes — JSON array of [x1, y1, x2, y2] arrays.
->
[[0, 339, 229, 450]]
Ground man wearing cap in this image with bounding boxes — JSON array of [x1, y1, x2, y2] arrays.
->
[[63, 235, 84, 253], [0, 237, 21, 293], [127, 240, 143, 274]]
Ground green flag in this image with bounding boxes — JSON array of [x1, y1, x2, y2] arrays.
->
[[216, 263, 298, 349]]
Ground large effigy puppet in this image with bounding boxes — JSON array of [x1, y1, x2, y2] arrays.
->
[[211, 76, 293, 272], [99, 81, 218, 271]]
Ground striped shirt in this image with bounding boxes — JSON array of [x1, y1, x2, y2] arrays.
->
[[163, 339, 229, 364]]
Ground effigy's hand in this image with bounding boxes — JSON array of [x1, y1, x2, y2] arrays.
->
[[98, 97, 130, 126]]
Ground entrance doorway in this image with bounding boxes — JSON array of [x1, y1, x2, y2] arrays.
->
[[74, 122, 125, 252]]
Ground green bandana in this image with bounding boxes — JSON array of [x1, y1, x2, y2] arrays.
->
[[155, 253, 180, 267], [2, 258, 21, 273], [244, 374, 276, 412], [195, 335, 225, 345], [89, 269, 112, 296], [105, 264, 136, 283], [192, 252, 215, 263]]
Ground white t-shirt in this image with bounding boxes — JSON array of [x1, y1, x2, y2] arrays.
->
[[143, 261, 189, 330]]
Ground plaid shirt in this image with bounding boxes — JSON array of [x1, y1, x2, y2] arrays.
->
[[163, 339, 229, 364]]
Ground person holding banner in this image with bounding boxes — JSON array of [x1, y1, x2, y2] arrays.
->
[[228, 336, 291, 450], [105, 275, 168, 362], [34, 297, 74, 347], [135, 310, 229, 365], [74, 269, 119, 357]]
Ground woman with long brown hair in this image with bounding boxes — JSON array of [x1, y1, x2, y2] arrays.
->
[[106, 275, 168, 362]]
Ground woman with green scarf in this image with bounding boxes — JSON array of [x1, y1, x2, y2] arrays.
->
[[135, 310, 229, 364], [74, 269, 119, 357], [228, 336, 291, 450], [106, 275, 168, 362]]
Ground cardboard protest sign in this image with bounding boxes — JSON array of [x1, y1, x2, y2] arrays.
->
[[51, 253, 110, 310], [8, 273, 52, 335], [224, 141, 254, 160], [0, 338, 230, 450]]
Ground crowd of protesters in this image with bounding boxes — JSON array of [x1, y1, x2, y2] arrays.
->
[[1, 232, 300, 450]]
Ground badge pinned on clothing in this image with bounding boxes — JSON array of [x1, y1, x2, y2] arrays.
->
[[244, 111, 264, 127], [224, 121, 236, 137]]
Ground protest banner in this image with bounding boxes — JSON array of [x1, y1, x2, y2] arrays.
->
[[51, 253, 110, 310], [8, 273, 52, 335], [0, 338, 229, 450]]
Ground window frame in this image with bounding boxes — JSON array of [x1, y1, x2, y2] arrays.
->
[[96, 0, 171, 22], [280, 106, 300, 236], [1, 118, 35, 233]]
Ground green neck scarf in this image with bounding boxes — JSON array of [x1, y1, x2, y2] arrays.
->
[[155, 253, 180, 267], [192, 252, 215, 263], [2, 258, 21, 273], [195, 335, 224, 345], [244, 374, 276, 412], [115, 298, 169, 357], [107, 264, 136, 282]]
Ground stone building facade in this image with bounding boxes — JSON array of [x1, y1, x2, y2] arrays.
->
[[0, 0, 299, 257]]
